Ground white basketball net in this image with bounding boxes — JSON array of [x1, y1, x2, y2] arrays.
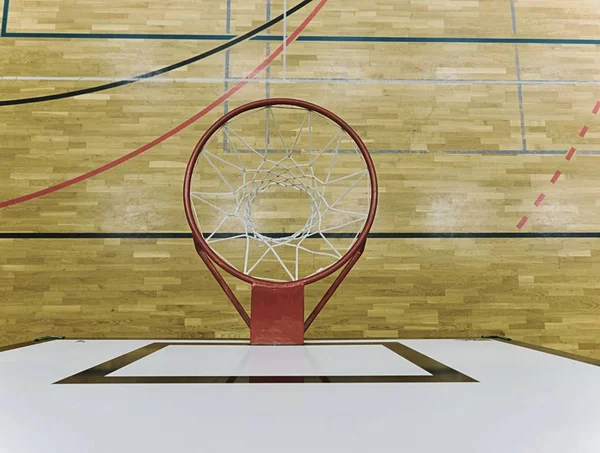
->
[[189, 105, 372, 282]]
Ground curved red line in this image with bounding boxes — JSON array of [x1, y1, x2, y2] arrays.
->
[[0, 0, 328, 210]]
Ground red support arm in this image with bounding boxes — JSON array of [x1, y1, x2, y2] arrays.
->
[[304, 243, 365, 332], [195, 241, 251, 328]]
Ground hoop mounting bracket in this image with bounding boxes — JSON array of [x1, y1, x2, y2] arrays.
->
[[250, 281, 305, 345]]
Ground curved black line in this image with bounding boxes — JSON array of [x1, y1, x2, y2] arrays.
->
[[0, 0, 313, 106]]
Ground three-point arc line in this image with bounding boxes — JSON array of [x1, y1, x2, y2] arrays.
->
[[0, 0, 328, 209], [517, 100, 599, 230]]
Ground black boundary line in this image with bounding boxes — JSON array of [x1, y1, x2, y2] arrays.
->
[[53, 341, 477, 384], [2, 232, 600, 239], [491, 338, 600, 367], [4, 0, 600, 46], [0, 0, 313, 106], [1, 0, 8, 36], [0, 336, 59, 353]]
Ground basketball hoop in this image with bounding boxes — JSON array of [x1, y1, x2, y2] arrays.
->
[[184, 98, 378, 344]]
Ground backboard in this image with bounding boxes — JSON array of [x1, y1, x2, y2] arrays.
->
[[1, 338, 599, 453]]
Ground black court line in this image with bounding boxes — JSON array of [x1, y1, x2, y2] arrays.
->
[[491, 338, 600, 367], [2, 0, 600, 45], [0, 0, 313, 106], [3, 32, 600, 46], [2, 232, 600, 239], [54, 341, 477, 384], [1, 0, 8, 36]]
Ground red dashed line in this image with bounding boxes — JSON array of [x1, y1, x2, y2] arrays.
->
[[517, 216, 529, 230], [534, 193, 545, 207], [517, 99, 599, 229]]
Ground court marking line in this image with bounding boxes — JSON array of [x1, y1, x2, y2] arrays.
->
[[517, 100, 599, 230], [4, 232, 600, 239], [1, 0, 8, 36], [266, 0, 272, 99], [0, 0, 329, 209], [580, 126, 589, 138], [2, 76, 600, 86], [4, 30, 600, 46], [0, 0, 313, 106], [224, 0, 232, 115], [534, 193, 545, 207], [515, 48, 527, 152], [2, 144, 600, 157], [510, 0, 527, 152], [283, 0, 287, 79], [222, 0, 232, 153], [516, 216, 529, 230], [509, 0, 518, 35]]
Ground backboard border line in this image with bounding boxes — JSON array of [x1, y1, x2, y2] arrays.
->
[[52, 341, 478, 384]]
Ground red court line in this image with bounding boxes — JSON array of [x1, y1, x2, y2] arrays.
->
[[0, 0, 328, 210], [534, 193, 545, 207], [517, 216, 529, 230], [516, 98, 598, 229]]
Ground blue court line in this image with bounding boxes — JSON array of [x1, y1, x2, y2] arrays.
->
[[510, 0, 518, 35], [224, 0, 231, 112], [220, 148, 600, 155], [265, 0, 271, 99], [286, 36, 600, 45], [265, 0, 272, 145], [2, 232, 600, 239], [381, 149, 600, 155], [510, 0, 527, 153], [3, 29, 600, 45], [515, 50, 527, 152], [222, 0, 231, 153]]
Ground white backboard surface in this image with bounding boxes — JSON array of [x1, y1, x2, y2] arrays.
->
[[0, 339, 598, 453]]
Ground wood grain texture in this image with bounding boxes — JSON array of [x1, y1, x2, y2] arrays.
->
[[6, 0, 229, 34], [1, 0, 600, 358], [516, 0, 600, 39], [1, 238, 599, 359]]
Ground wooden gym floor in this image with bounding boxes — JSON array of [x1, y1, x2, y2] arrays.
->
[[1, 0, 600, 358]]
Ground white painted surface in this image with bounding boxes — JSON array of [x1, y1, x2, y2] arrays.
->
[[0, 339, 599, 453], [111, 343, 430, 377]]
